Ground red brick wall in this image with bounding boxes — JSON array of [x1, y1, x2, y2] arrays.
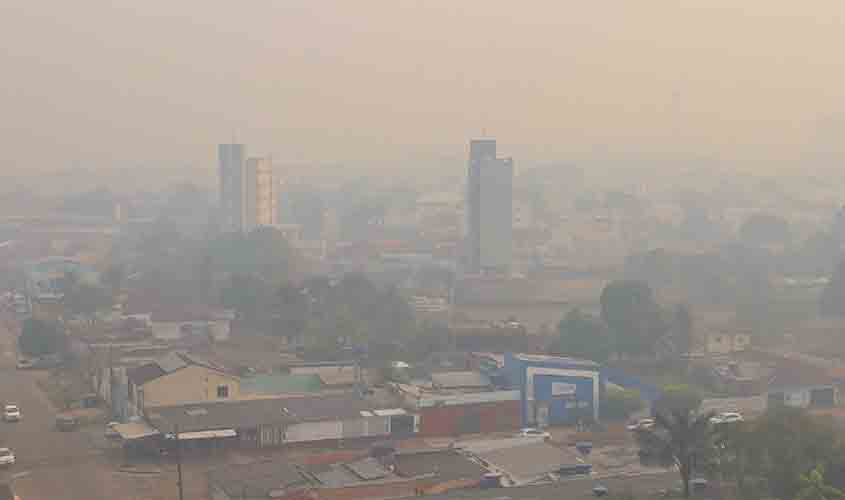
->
[[418, 400, 521, 437]]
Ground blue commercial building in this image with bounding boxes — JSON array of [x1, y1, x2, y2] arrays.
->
[[503, 353, 605, 427]]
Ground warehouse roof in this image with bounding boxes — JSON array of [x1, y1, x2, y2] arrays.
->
[[280, 394, 384, 421], [393, 449, 486, 482], [209, 460, 312, 498], [147, 394, 391, 433], [146, 398, 297, 433], [462, 440, 581, 485]]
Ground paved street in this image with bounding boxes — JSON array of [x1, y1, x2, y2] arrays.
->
[[0, 311, 127, 499]]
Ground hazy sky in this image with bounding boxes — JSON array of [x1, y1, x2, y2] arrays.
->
[[3, 1, 845, 175]]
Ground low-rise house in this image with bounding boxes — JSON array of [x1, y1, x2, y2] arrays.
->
[[122, 294, 234, 342], [126, 352, 240, 417], [144, 393, 416, 451], [395, 379, 521, 437], [767, 361, 838, 410]]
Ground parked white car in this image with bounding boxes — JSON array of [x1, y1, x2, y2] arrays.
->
[[0, 448, 16, 466], [3, 405, 20, 422], [626, 418, 656, 431], [517, 428, 551, 439], [710, 412, 743, 425]]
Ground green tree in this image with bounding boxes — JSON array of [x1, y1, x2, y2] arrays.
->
[[796, 466, 844, 500], [18, 319, 65, 357], [600, 280, 668, 356], [653, 384, 702, 415], [220, 273, 273, 321], [754, 408, 837, 500], [713, 421, 764, 500], [636, 409, 716, 498], [554, 308, 613, 362], [64, 283, 112, 325], [602, 388, 643, 421]]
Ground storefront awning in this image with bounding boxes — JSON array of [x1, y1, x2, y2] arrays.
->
[[178, 429, 236, 440]]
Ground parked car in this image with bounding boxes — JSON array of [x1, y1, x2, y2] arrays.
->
[[15, 358, 32, 370], [710, 412, 743, 425], [627, 418, 656, 431], [517, 427, 551, 439], [592, 485, 609, 497], [0, 448, 16, 467], [55, 414, 78, 431], [3, 404, 20, 422]]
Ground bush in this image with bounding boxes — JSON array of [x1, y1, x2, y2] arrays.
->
[[602, 388, 644, 421]]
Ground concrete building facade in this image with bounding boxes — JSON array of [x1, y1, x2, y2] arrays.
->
[[245, 156, 277, 231], [219, 144, 277, 233], [219, 143, 247, 233], [465, 138, 513, 275], [503, 353, 604, 427]]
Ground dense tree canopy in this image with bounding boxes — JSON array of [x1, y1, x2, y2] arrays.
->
[[600, 280, 668, 356], [553, 308, 613, 362], [63, 273, 112, 325], [636, 408, 716, 498], [653, 384, 702, 415], [19, 319, 65, 357]]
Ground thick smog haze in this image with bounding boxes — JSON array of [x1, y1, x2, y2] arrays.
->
[[3, 1, 845, 176]]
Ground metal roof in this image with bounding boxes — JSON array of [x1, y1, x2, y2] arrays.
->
[[126, 363, 165, 386], [147, 394, 389, 433], [242, 374, 324, 395], [209, 460, 312, 498], [393, 449, 487, 482], [463, 441, 581, 485], [431, 371, 490, 389], [147, 398, 297, 433]]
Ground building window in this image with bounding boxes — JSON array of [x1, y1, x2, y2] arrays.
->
[[217, 385, 229, 398]]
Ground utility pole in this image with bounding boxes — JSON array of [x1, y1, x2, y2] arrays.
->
[[175, 425, 184, 500]]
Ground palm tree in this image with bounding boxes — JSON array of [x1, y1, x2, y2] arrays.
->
[[636, 409, 716, 498], [796, 465, 844, 500]]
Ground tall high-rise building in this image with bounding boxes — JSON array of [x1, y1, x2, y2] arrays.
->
[[219, 144, 277, 233], [465, 138, 513, 274], [218, 143, 247, 233], [245, 156, 277, 231]]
